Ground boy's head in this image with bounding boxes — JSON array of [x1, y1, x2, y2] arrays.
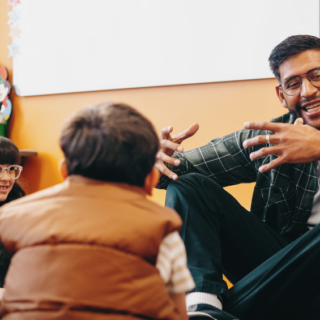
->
[[60, 103, 160, 188]]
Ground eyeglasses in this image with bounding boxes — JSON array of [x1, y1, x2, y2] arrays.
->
[[277, 67, 320, 96], [0, 165, 23, 180]]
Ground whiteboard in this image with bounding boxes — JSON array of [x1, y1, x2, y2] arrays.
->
[[12, 0, 319, 96]]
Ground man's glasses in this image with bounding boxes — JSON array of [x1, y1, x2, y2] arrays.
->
[[277, 67, 320, 96], [0, 165, 23, 180]]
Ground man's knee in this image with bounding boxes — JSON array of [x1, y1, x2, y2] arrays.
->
[[165, 173, 226, 219], [166, 173, 222, 199]]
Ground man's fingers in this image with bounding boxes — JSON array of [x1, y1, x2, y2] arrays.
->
[[156, 152, 181, 166], [160, 139, 184, 152], [243, 134, 279, 148], [161, 125, 173, 135], [294, 118, 304, 125], [249, 146, 281, 161], [160, 123, 199, 149], [160, 125, 173, 140], [172, 123, 199, 144], [243, 121, 284, 132], [154, 161, 178, 180], [258, 157, 283, 173]]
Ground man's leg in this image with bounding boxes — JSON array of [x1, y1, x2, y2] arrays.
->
[[165, 174, 291, 308], [225, 222, 320, 320]]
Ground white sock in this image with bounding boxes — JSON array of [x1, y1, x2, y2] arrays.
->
[[186, 292, 223, 310]]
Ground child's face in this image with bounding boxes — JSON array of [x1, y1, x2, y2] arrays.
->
[[0, 84, 9, 102], [0, 165, 15, 202]]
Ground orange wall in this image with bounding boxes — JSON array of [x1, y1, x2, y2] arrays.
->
[[0, 2, 285, 209]]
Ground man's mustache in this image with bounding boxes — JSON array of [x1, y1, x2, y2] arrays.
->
[[288, 96, 320, 120]]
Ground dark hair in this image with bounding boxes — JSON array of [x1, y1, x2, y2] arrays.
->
[[60, 103, 160, 187], [0, 137, 25, 206], [269, 35, 320, 82]]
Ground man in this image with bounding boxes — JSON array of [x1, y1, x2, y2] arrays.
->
[[156, 35, 320, 320]]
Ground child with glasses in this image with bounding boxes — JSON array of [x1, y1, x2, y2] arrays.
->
[[0, 103, 194, 320], [0, 137, 24, 206], [0, 137, 25, 298]]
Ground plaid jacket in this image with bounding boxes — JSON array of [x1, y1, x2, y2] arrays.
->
[[158, 112, 318, 240]]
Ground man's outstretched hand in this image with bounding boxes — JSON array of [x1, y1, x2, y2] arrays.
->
[[242, 118, 320, 173], [155, 123, 199, 180]]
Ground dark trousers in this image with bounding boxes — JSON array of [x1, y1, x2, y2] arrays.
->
[[165, 173, 320, 320]]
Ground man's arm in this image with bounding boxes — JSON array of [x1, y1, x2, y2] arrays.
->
[[243, 118, 320, 172], [157, 128, 259, 189], [155, 123, 199, 180]]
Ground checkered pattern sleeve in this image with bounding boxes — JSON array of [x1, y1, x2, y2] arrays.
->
[[157, 128, 263, 189], [156, 231, 195, 294]]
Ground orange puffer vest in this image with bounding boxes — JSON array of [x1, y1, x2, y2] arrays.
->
[[0, 176, 182, 320]]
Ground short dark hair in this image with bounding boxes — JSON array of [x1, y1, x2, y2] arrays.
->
[[0, 137, 25, 206], [0, 137, 21, 166], [269, 35, 320, 81], [60, 103, 160, 187]]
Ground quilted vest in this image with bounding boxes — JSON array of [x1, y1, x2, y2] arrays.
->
[[0, 176, 182, 320]]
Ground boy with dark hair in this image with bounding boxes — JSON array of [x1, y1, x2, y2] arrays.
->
[[0, 103, 194, 320], [60, 103, 160, 186]]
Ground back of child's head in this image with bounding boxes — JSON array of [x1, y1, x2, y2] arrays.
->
[[60, 103, 159, 187]]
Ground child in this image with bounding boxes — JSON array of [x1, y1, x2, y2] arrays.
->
[[0, 137, 25, 206], [0, 137, 25, 289], [0, 103, 194, 319]]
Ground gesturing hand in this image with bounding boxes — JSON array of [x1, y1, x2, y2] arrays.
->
[[155, 123, 199, 180], [242, 118, 320, 173]]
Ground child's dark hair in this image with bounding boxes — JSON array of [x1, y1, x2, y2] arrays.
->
[[0, 137, 25, 206], [269, 35, 320, 82], [60, 103, 160, 187]]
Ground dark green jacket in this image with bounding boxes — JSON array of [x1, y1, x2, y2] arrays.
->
[[158, 112, 318, 240]]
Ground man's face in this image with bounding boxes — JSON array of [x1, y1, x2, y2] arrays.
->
[[0, 84, 9, 103], [277, 49, 320, 129]]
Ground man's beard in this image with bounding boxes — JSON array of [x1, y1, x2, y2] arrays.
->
[[286, 93, 320, 122], [285, 97, 302, 122], [287, 99, 320, 130], [287, 102, 302, 121]]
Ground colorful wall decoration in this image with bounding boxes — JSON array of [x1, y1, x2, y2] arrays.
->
[[0, 67, 12, 137], [7, 0, 21, 58]]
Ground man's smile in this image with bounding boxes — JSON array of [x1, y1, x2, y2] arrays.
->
[[299, 99, 320, 118]]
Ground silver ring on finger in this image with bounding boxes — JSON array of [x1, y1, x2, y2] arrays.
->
[[266, 134, 270, 144]]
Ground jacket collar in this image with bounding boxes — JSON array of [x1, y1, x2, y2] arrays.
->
[[64, 175, 147, 199]]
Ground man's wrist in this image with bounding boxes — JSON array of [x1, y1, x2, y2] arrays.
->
[[311, 130, 320, 161]]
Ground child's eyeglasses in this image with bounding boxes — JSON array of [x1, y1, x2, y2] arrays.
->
[[0, 165, 23, 180]]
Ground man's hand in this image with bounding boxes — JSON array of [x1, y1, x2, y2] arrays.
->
[[155, 123, 199, 180], [242, 118, 320, 173]]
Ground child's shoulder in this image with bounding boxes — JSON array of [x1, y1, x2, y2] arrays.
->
[[0, 181, 68, 215]]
